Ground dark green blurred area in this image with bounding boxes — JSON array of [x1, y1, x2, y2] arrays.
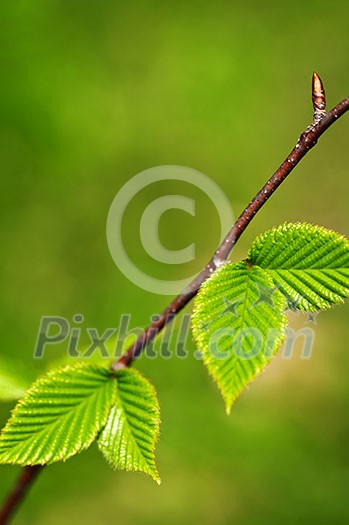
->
[[0, 0, 348, 523]]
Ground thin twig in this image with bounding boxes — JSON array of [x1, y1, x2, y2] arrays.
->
[[0, 466, 42, 525], [1, 74, 348, 525], [113, 73, 349, 370]]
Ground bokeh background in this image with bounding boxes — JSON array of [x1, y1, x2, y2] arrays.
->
[[0, 1, 348, 523]]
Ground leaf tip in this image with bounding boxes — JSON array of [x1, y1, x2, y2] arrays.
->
[[147, 464, 161, 484], [154, 475, 161, 486], [224, 398, 233, 416]]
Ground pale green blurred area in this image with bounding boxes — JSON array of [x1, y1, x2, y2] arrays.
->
[[0, 0, 348, 523]]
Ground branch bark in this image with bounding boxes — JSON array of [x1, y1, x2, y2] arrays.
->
[[1, 73, 348, 525], [114, 74, 349, 370], [0, 466, 42, 525]]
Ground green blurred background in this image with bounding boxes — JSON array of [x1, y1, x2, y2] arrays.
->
[[0, 0, 348, 523]]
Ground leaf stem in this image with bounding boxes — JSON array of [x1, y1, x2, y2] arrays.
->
[[1, 74, 348, 525]]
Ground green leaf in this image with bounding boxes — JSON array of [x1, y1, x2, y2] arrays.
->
[[98, 368, 160, 483], [0, 364, 116, 465], [248, 222, 349, 311], [192, 261, 287, 413]]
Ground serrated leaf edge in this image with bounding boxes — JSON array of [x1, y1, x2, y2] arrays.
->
[[0, 363, 117, 466], [98, 368, 161, 484]]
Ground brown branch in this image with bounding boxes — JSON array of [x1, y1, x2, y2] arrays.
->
[[1, 73, 348, 525], [113, 73, 349, 370], [0, 466, 43, 525]]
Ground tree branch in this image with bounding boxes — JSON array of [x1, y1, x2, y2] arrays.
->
[[0, 466, 42, 525], [113, 74, 349, 370], [1, 73, 348, 525]]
